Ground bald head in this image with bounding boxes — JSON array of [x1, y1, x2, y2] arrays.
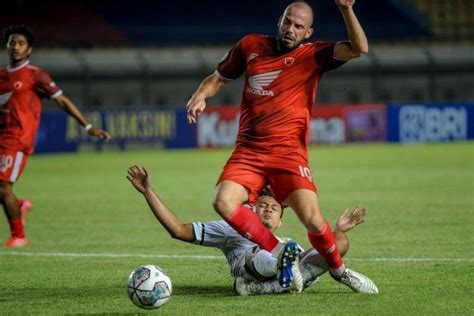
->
[[284, 2, 314, 27], [277, 1, 315, 49]]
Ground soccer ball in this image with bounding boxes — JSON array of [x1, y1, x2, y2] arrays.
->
[[127, 264, 172, 309]]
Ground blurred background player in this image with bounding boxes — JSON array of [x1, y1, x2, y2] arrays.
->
[[186, 0, 372, 290], [126, 165, 378, 295], [0, 25, 110, 247]]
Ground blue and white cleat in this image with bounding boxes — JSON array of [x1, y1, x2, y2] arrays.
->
[[277, 241, 301, 288]]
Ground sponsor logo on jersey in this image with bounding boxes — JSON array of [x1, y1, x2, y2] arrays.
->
[[0, 91, 12, 106], [246, 70, 281, 96], [0, 155, 13, 172], [284, 57, 295, 66]]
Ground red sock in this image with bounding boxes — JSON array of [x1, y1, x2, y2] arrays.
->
[[225, 204, 279, 252], [8, 219, 25, 238], [307, 221, 343, 269]]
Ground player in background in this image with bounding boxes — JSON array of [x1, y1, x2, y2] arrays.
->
[[126, 165, 378, 295], [0, 25, 110, 247], [186, 1, 372, 291]]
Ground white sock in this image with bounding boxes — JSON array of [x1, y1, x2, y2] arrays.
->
[[252, 250, 278, 278]]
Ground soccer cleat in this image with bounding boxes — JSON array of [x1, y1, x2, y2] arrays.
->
[[277, 241, 301, 288], [334, 268, 379, 294], [291, 257, 304, 293], [4, 236, 29, 248], [19, 199, 33, 225]]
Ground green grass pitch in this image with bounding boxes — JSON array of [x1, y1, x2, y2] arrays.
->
[[1, 142, 473, 314]]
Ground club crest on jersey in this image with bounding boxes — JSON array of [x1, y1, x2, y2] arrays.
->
[[13, 81, 23, 90], [246, 70, 281, 96], [284, 57, 295, 66]]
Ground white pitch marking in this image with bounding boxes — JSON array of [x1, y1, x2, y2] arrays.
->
[[0, 251, 473, 262]]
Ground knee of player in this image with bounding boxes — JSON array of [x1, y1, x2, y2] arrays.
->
[[302, 213, 326, 233], [212, 196, 237, 216]]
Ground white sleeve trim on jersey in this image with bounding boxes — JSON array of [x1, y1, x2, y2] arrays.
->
[[214, 70, 234, 82], [51, 90, 63, 99], [191, 222, 205, 245]]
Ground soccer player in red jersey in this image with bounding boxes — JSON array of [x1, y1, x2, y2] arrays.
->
[[0, 25, 110, 247], [186, 1, 376, 292]]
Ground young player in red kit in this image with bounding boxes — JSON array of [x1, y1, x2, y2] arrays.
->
[[0, 25, 110, 247], [186, 1, 377, 293]]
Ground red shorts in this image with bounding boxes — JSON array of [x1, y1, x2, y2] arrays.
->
[[218, 147, 317, 204], [0, 148, 29, 183]]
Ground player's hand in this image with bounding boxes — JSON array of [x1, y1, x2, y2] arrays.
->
[[335, 205, 367, 233], [127, 165, 152, 194], [335, 0, 355, 8], [186, 95, 207, 124], [88, 128, 111, 141]]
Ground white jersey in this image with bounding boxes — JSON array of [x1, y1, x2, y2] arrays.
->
[[192, 220, 257, 277]]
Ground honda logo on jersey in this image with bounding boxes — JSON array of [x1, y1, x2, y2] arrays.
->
[[246, 70, 281, 96]]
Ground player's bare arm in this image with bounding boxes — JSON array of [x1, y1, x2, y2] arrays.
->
[[186, 73, 227, 124], [334, 0, 369, 61], [53, 94, 111, 140], [127, 165, 195, 242]]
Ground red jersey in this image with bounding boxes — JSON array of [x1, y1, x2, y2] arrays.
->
[[0, 61, 62, 154], [216, 34, 345, 159]]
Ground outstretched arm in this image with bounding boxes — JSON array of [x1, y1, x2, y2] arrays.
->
[[126, 165, 195, 242], [186, 74, 227, 124], [53, 94, 110, 140], [333, 205, 368, 256], [334, 0, 369, 61]]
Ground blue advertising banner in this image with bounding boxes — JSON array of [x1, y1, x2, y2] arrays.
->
[[35, 108, 195, 153], [387, 102, 474, 143]]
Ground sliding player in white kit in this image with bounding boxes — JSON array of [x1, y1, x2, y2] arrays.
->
[[127, 165, 378, 295]]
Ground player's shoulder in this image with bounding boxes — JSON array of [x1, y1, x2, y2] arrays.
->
[[241, 33, 272, 45], [26, 64, 48, 74]]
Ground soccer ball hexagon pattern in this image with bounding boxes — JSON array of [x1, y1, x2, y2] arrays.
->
[[127, 265, 172, 309]]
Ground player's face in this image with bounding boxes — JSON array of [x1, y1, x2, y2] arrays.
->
[[7, 34, 32, 65], [255, 196, 283, 232], [277, 5, 314, 50]]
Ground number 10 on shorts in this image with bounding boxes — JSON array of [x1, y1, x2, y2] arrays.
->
[[299, 166, 313, 182]]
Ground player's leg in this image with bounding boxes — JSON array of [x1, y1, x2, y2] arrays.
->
[[234, 277, 289, 296], [0, 181, 28, 247], [217, 153, 301, 288], [287, 190, 378, 293], [0, 149, 29, 247], [234, 248, 303, 295], [285, 189, 346, 277], [214, 180, 283, 253], [299, 229, 351, 284], [215, 153, 285, 253]]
